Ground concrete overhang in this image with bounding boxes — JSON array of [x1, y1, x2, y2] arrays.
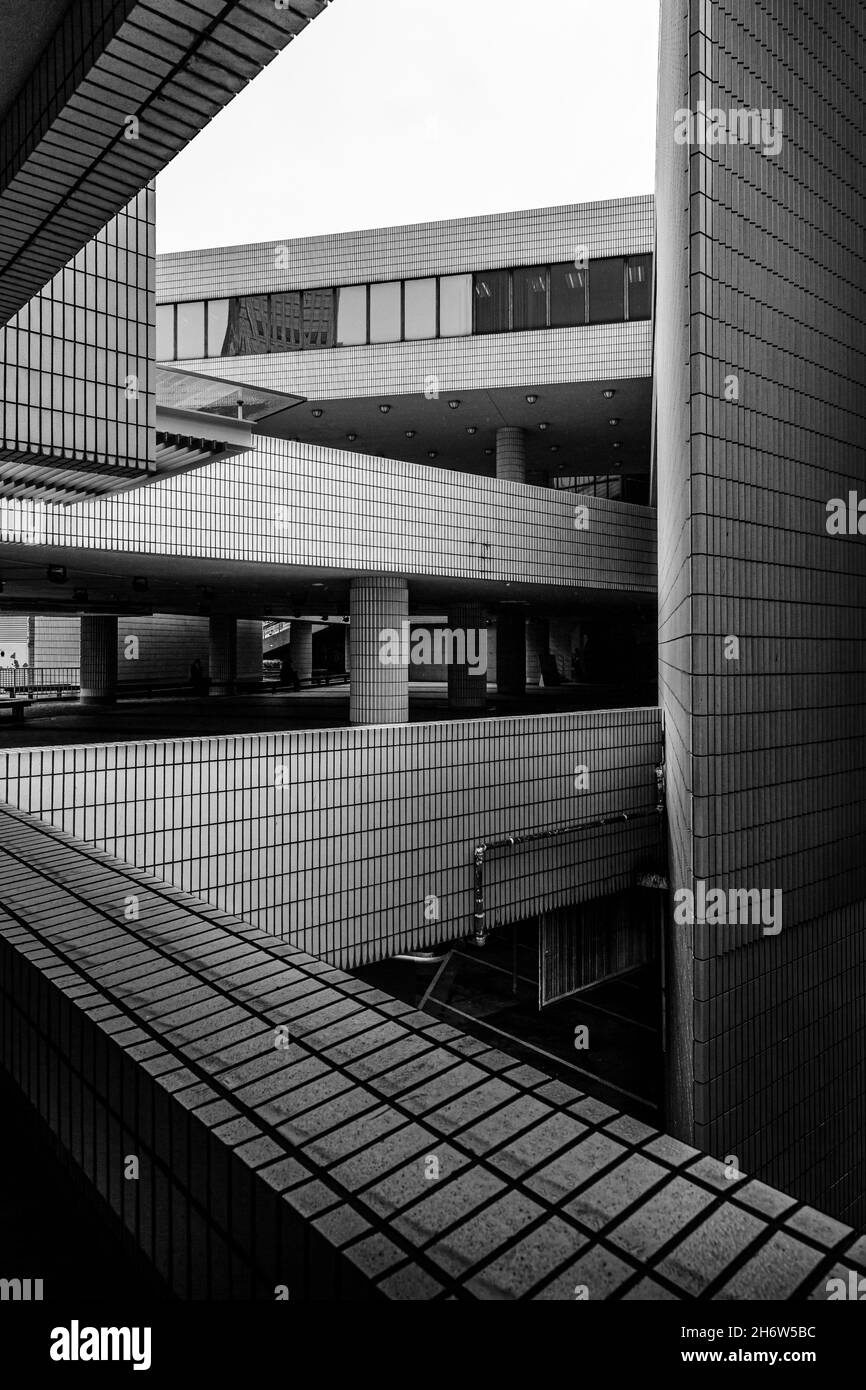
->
[[0, 0, 329, 323], [0, 545, 656, 623]]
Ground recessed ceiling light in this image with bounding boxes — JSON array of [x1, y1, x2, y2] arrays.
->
[[378, 403, 392, 414], [404, 430, 416, 439], [612, 442, 622, 450], [466, 426, 478, 435], [608, 418, 620, 426], [525, 394, 538, 404], [549, 444, 560, 452], [427, 450, 438, 458], [346, 432, 357, 441], [448, 399, 461, 410], [538, 422, 550, 431], [603, 389, 616, 399], [483, 447, 494, 455], [311, 407, 323, 417]]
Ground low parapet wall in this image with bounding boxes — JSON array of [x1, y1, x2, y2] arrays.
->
[[0, 802, 863, 1301]]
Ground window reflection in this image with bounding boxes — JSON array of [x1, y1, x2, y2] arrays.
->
[[223, 295, 271, 355], [473, 270, 509, 333], [162, 252, 651, 357], [550, 265, 586, 326], [270, 292, 302, 350], [512, 266, 548, 330], [302, 288, 334, 348], [627, 255, 652, 320], [206, 300, 229, 357]]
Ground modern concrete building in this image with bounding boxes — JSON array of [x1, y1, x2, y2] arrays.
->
[[0, 0, 864, 1304]]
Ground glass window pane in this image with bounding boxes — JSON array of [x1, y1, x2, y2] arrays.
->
[[439, 274, 472, 336], [473, 269, 510, 333], [302, 288, 335, 348], [512, 266, 548, 330], [549, 264, 586, 326], [206, 300, 229, 356], [627, 255, 652, 320], [270, 291, 302, 350], [176, 300, 205, 358], [369, 281, 401, 342], [404, 278, 436, 339], [223, 295, 271, 355], [156, 304, 174, 360], [336, 286, 367, 345], [589, 258, 625, 323]]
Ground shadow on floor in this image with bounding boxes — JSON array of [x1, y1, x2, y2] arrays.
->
[[353, 920, 662, 1125]]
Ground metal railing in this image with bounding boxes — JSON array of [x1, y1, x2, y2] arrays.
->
[[0, 667, 80, 697]]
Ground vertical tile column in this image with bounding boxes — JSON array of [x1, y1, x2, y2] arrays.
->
[[289, 621, 314, 685], [447, 602, 487, 711], [350, 577, 408, 725], [79, 616, 118, 704], [496, 609, 526, 695], [495, 426, 526, 484], [209, 615, 238, 694]]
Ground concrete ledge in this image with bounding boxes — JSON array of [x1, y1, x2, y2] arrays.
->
[[0, 801, 863, 1301]]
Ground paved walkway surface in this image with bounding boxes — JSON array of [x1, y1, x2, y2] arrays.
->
[[0, 800, 862, 1300]]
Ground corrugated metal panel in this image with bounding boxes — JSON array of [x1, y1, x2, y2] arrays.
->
[[539, 889, 656, 1008]]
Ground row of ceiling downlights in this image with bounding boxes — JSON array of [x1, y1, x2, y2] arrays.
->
[[305, 389, 621, 458]]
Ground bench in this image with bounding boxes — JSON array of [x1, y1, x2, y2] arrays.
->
[[310, 669, 349, 687], [0, 699, 31, 722]]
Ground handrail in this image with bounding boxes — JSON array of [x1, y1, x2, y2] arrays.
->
[[471, 764, 666, 945]]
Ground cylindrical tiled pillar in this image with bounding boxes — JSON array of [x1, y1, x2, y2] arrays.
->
[[495, 426, 526, 484], [289, 621, 314, 685], [526, 617, 549, 687], [496, 609, 526, 694], [79, 616, 118, 703], [209, 615, 237, 694], [350, 577, 409, 725], [447, 602, 488, 711]]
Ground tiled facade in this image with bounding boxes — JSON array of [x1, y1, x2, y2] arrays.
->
[[157, 200, 654, 300], [0, 189, 155, 499], [0, 0, 329, 323], [158, 200, 653, 401], [656, 0, 866, 1224], [0, 709, 663, 967], [36, 441, 657, 596], [170, 323, 653, 403]]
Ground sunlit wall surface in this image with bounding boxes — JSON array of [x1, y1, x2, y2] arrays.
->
[[656, 0, 866, 1224], [40, 440, 657, 595], [0, 708, 663, 967]]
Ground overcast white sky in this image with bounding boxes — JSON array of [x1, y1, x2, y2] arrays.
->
[[156, 0, 659, 252]]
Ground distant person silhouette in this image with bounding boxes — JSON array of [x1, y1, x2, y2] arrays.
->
[[280, 656, 300, 692], [189, 658, 210, 695]]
